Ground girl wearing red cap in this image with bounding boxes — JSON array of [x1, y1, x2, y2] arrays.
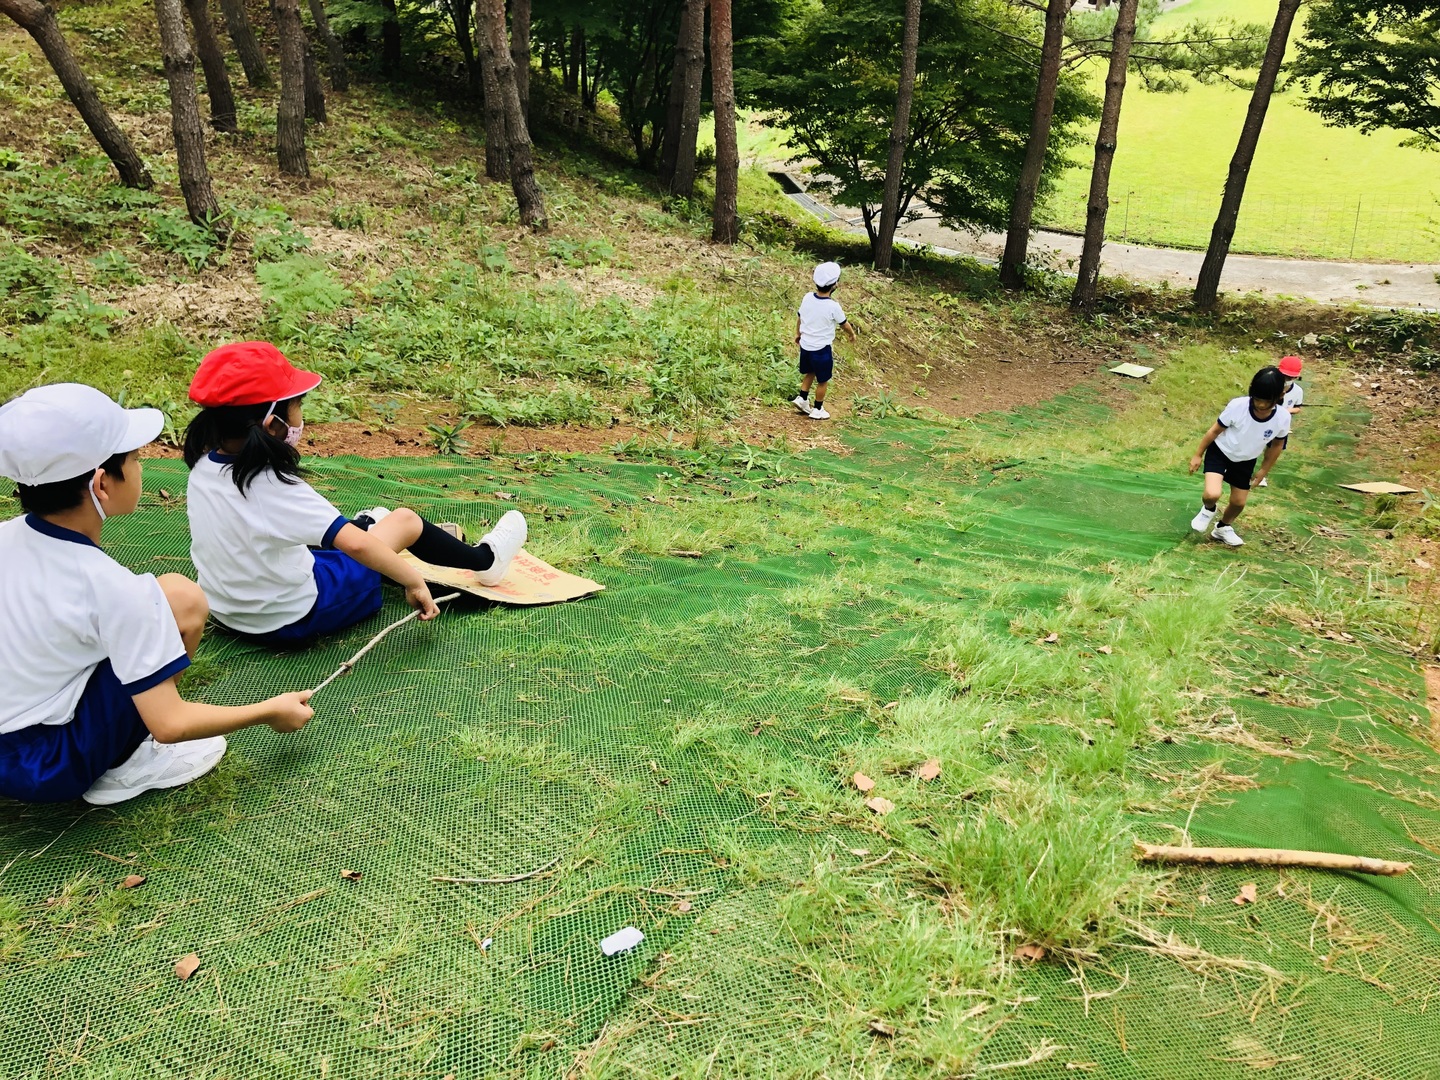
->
[[1259, 356, 1303, 487], [182, 342, 527, 643]]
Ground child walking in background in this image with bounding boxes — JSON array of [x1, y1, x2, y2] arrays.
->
[[0, 384, 314, 805], [792, 261, 857, 421], [1258, 355, 1304, 487], [183, 342, 527, 644], [1188, 366, 1292, 548]]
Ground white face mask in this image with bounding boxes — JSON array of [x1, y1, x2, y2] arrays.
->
[[88, 472, 106, 523]]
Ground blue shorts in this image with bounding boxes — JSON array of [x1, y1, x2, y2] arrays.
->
[[0, 660, 151, 803], [252, 549, 384, 645], [799, 345, 834, 384]]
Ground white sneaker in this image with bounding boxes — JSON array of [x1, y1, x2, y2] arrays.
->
[[809, 406, 830, 420], [1211, 524, 1244, 547], [82, 735, 227, 806], [1257, 478, 1269, 488], [792, 395, 811, 415], [475, 510, 527, 586], [357, 506, 391, 527], [1190, 506, 1216, 533]]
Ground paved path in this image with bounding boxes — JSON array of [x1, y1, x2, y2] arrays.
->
[[785, 185, 1440, 310]]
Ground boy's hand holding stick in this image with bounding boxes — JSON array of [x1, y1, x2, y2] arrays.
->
[[310, 592, 462, 697]]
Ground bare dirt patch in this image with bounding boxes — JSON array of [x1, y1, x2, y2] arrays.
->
[[114, 276, 263, 331], [1426, 666, 1440, 740]]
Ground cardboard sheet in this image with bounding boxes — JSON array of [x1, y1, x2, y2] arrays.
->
[[1340, 482, 1419, 495], [1109, 362, 1155, 379], [400, 550, 604, 605]]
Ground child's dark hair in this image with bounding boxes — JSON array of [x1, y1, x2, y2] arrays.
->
[[182, 399, 302, 493], [1249, 366, 1286, 403], [15, 452, 129, 515]]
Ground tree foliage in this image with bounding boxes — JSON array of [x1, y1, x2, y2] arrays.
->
[[740, 0, 1097, 248], [1295, 0, 1440, 149]]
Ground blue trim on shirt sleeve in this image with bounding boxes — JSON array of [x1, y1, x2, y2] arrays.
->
[[321, 515, 350, 549], [122, 653, 191, 696]]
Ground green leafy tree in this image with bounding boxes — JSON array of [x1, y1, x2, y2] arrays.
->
[[740, 0, 1096, 257], [1295, 0, 1440, 149]]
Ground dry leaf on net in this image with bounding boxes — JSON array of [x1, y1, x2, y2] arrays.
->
[[1014, 943, 1046, 962], [865, 797, 895, 815], [174, 953, 201, 981], [119, 874, 146, 889], [1038, 633, 1060, 645], [676, 900, 693, 914], [868, 1019, 896, 1037], [1097, 645, 1113, 655], [916, 758, 941, 782], [852, 772, 876, 793], [340, 869, 362, 881], [1232, 882, 1259, 906]]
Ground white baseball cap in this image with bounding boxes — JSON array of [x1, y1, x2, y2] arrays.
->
[[813, 261, 842, 288], [0, 383, 164, 486]]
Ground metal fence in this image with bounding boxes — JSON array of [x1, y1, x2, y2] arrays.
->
[[1038, 189, 1440, 263]]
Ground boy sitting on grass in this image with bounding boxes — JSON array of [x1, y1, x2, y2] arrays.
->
[[792, 261, 858, 421], [1188, 366, 1291, 548], [0, 384, 314, 806]]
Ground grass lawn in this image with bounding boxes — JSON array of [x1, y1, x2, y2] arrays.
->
[[1041, 0, 1440, 261]]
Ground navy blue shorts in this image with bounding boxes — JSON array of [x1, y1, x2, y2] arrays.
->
[[1203, 443, 1257, 491], [0, 660, 151, 803], [252, 549, 384, 645], [799, 345, 834, 384]]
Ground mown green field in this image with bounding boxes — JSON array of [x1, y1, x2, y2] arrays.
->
[[1041, 0, 1440, 261]]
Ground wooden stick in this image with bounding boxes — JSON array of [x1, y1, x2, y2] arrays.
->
[[1135, 842, 1411, 877], [309, 592, 462, 696], [431, 855, 562, 885]]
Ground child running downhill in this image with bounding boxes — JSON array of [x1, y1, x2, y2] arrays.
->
[[1258, 355, 1303, 488], [792, 261, 857, 421], [0, 384, 314, 806], [183, 342, 527, 644], [1188, 366, 1291, 548]]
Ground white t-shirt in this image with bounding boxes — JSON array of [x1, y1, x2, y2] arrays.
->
[[797, 292, 847, 351], [0, 514, 188, 735], [1283, 381, 1304, 410], [1214, 397, 1292, 462], [187, 453, 349, 634]]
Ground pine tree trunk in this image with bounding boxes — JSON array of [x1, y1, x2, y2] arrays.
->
[[480, 45, 509, 179], [873, 0, 920, 271], [306, 0, 348, 91], [1193, 0, 1301, 310], [510, 0, 530, 120], [1000, 0, 1070, 289], [0, 0, 153, 187], [379, 0, 400, 74], [710, 0, 738, 243], [154, 0, 222, 222], [564, 25, 580, 94], [478, 0, 545, 226], [658, 0, 693, 187], [1070, 0, 1138, 310], [303, 49, 326, 122], [216, 0, 270, 87], [661, 0, 705, 196], [274, 0, 308, 175], [181, 0, 237, 133]]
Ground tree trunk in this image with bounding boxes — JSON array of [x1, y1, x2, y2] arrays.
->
[[1193, 0, 1302, 310], [216, 0, 271, 87], [510, 0, 530, 120], [181, 0, 238, 133], [478, 0, 545, 227], [564, 24, 581, 95], [303, 50, 326, 123], [153, 0, 222, 222], [873, 0, 920, 271], [661, 0, 706, 195], [480, 45, 509, 179], [0, 0, 152, 187], [658, 0, 693, 186], [274, 0, 308, 176], [1000, 0, 1071, 289], [379, 0, 400, 74], [1070, 0, 1138, 310], [306, 0, 348, 91], [710, 0, 738, 243]]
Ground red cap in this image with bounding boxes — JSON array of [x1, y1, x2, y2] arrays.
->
[[189, 341, 323, 408], [1278, 355, 1303, 378]]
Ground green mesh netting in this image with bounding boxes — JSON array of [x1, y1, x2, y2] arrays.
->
[[1, 397, 1437, 1079]]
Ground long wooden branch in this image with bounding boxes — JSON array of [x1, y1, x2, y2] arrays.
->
[[309, 592, 462, 696], [1135, 842, 1412, 877]]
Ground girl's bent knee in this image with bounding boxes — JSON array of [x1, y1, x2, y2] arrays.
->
[[158, 574, 208, 626]]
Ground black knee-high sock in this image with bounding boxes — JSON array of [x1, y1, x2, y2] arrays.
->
[[406, 517, 495, 571]]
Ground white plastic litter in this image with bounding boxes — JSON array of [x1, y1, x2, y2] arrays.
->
[[600, 927, 644, 956], [481, 938, 493, 950]]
